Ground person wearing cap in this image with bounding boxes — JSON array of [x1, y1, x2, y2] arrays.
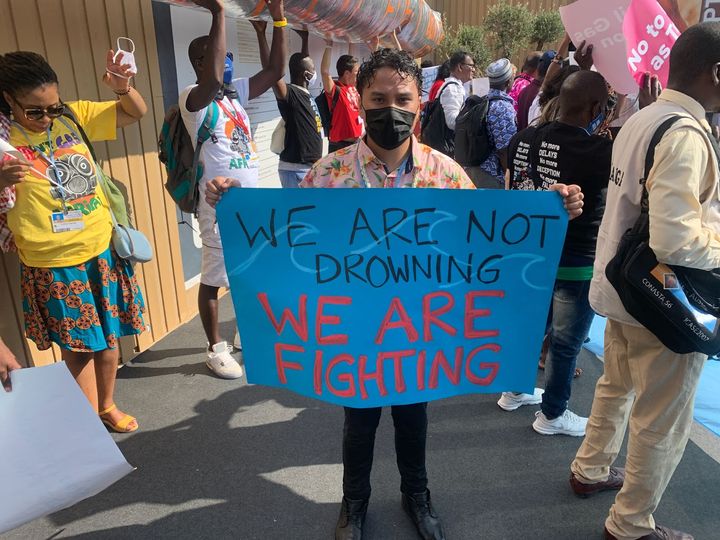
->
[[517, 50, 556, 130], [474, 58, 517, 188]]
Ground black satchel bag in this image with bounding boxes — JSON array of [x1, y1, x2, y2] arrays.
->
[[606, 116, 720, 356], [421, 81, 461, 157]]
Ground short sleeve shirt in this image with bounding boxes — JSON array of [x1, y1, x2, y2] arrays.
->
[[7, 100, 117, 267], [328, 82, 363, 143], [278, 84, 323, 166], [301, 135, 475, 190], [179, 78, 259, 188], [508, 121, 613, 263]]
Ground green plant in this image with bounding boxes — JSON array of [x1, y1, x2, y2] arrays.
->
[[483, 1, 534, 60], [530, 10, 565, 51], [437, 23, 491, 74]]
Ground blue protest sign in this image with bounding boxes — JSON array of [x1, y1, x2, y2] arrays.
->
[[217, 188, 567, 408]]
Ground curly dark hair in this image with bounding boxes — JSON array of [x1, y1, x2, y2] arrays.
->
[[0, 51, 59, 116], [356, 48, 422, 97]]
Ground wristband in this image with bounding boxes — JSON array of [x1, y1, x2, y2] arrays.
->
[[113, 87, 131, 96], [273, 18, 288, 28]]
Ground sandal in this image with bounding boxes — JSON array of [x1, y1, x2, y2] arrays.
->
[[99, 404, 138, 433]]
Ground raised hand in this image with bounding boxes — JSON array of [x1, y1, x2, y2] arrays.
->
[[265, 0, 285, 21], [638, 72, 661, 109], [250, 19, 268, 34], [574, 40, 595, 71], [103, 49, 133, 92], [192, 0, 224, 14]]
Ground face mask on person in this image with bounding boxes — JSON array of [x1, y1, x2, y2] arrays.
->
[[364, 106, 416, 150], [585, 110, 606, 135], [305, 70, 318, 86], [224, 52, 234, 85]]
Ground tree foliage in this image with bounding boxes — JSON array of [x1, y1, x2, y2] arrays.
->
[[437, 22, 491, 72], [530, 10, 565, 50], [483, 1, 534, 60]]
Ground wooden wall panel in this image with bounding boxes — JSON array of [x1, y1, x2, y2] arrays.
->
[[1, 0, 199, 366]]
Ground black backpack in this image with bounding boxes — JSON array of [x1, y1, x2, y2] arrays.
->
[[315, 88, 341, 138], [454, 95, 501, 167], [421, 81, 461, 157]]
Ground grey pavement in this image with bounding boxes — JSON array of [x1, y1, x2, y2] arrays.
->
[[4, 297, 720, 539]]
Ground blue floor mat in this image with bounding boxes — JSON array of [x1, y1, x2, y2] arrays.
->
[[583, 316, 720, 437]]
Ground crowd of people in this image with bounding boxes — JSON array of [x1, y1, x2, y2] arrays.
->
[[1, 0, 719, 539]]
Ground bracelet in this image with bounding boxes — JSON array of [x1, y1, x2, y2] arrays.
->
[[273, 18, 288, 28], [113, 87, 131, 96]]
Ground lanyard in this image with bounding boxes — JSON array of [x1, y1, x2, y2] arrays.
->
[[356, 150, 413, 188], [215, 98, 250, 137], [14, 122, 73, 205]]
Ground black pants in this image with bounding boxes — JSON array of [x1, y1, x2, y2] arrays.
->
[[342, 403, 428, 500], [328, 139, 357, 154]]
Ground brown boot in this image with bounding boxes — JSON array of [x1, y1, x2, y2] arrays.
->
[[604, 525, 694, 539], [570, 467, 625, 498]]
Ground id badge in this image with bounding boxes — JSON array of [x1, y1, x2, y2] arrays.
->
[[51, 210, 85, 233]]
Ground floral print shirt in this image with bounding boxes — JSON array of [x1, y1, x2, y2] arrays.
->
[[301, 135, 475, 190]]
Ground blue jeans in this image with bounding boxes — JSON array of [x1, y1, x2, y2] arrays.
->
[[278, 168, 310, 188], [541, 279, 595, 420]]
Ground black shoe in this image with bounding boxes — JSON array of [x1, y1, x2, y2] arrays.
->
[[335, 497, 368, 540], [401, 490, 445, 540]]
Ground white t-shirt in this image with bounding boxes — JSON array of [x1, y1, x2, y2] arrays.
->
[[179, 78, 259, 188], [528, 94, 541, 127]]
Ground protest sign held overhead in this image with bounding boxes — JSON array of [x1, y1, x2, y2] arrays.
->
[[217, 189, 568, 408], [560, 0, 637, 94], [623, 0, 680, 88]]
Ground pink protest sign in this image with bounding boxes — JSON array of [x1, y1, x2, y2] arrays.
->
[[623, 0, 681, 88], [559, 0, 638, 94]]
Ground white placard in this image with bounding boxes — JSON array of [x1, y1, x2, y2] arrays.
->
[[0, 363, 134, 534], [472, 78, 490, 97]]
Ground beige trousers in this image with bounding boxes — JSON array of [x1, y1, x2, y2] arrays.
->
[[571, 318, 706, 539]]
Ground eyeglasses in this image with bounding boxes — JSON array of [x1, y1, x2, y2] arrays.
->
[[462, 63, 476, 71], [14, 100, 66, 122]]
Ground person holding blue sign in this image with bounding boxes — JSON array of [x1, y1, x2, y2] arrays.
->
[[206, 48, 585, 540]]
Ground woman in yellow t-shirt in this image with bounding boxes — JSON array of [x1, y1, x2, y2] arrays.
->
[[0, 50, 148, 432]]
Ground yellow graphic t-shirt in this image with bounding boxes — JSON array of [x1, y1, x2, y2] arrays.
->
[[8, 100, 117, 268]]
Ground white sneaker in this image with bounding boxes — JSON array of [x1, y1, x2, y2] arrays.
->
[[533, 409, 588, 437], [497, 388, 544, 411], [206, 341, 244, 379], [233, 330, 242, 352]]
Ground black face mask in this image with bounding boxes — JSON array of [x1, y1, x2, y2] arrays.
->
[[364, 106, 417, 150]]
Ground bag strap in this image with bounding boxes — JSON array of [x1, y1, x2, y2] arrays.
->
[[62, 109, 98, 163], [330, 86, 340, 113], [197, 101, 219, 146], [436, 80, 461, 101], [57, 116, 120, 228], [640, 116, 683, 213]]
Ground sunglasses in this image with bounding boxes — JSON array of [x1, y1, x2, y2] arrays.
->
[[14, 99, 66, 122]]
